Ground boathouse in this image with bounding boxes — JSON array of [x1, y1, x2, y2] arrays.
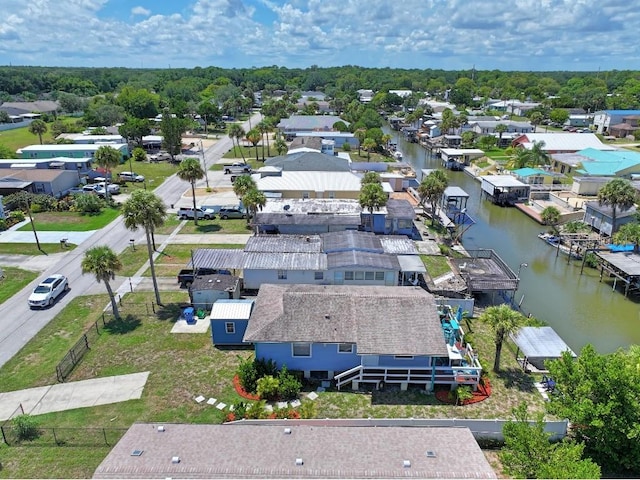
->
[[510, 326, 576, 372], [595, 250, 640, 297], [440, 148, 485, 171], [480, 175, 530, 206], [451, 249, 519, 296]]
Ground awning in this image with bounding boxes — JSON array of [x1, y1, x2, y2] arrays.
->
[[510, 326, 576, 359], [396, 254, 427, 273], [49, 161, 65, 168]]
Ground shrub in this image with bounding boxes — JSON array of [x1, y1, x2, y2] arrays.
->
[[0, 218, 6, 231], [12, 414, 40, 441], [73, 193, 104, 215], [257, 375, 280, 400], [245, 400, 267, 419], [298, 400, 317, 419], [237, 356, 259, 394], [278, 365, 302, 400], [449, 385, 474, 405], [256, 358, 278, 378], [231, 401, 248, 419], [9, 210, 25, 222]]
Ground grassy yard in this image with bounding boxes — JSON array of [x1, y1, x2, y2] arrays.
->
[[0, 267, 39, 304], [179, 218, 252, 234], [0, 125, 57, 152], [148, 243, 245, 277], [420, 254, 452, 278], [0, 243, 76, 255], [112, 162, 178, 193], [18, 209, 120, 232]]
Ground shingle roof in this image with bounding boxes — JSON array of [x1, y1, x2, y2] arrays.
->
[[190, 274, 239, 292], [245, 284, 446, 356], [379, 236, 419, 254], [264, 151, 351, 172], [94, 423, 496, 479], [385, 198, 416, 219]]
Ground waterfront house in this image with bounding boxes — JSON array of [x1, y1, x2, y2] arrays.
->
[[243, 284, 482, 391], [189, 274, 240, 311], [480, 175, 531, 205], [293, 131, 358, 149], [277, 115, 347, 139], [583, 201, 637, 236], [360, 198, 416, 236], [0, 168, 80, 198], [551, 148, 640, 178], [512, 133, 615, 154], [263, 151, 350, 172], [511, 167, 554, 185], [440, 148, 485, 170], [469, 120, 533, 135], [18, 143, 129, 161], [210, 299, 254, 346], [592, 109, 640, 134], [255, 170, 363, 200]]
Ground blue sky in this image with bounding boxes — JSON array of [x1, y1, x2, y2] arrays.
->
[[0, 0, 639, 71]]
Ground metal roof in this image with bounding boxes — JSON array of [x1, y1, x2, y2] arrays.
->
[[397, 255, 427, 273], [327, 251, 399, 270], [480, 175, 527, 188], [256, 171, 362, 193], [510, 326, 576, 359], [596, 251, 640, 276], [322, 230, 383, 253], [517, 133, 616, 152], [244, 252, 327, 270], [443, 186, 469, 198], [245, 235, 322, 253], [210, 299, 254, 320], [190, 249, 245, 270], [256, 212, 361, 226], [379, 236, 418, 255]]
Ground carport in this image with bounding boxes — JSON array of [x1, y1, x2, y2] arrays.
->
[[510, 326, 576, 372], [397, 254, 427, 285]]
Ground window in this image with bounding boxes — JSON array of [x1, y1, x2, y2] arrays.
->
[[277, 270, 287, 280], [314, 271, 324, 280], [225, 322, 235, 334], [338, 343, 354, 354], [355, 271, 364, 280], [398, 220, 412, 229], [345, 271, 354, 281], [394, 355, 414, 360], [327, 191, 335, 199], [302, 191, 310, 199], [365, 271, 374, 281], [375, 272, 385, 281], [292, 343, 311, 357]]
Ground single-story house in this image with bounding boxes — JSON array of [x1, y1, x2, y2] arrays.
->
[[512, 133, 616, 154], [565, 114, 593, 128], [470, 121, 533, 135], [0, 157, 93, 176], [244, 284, 482, 389], [511, 167, 554, 185], [254, 198, 362, 235], [210, 299, 254, 346], [553, 148, 640, 178], [570, 176, 611, 196], [277, 115, 347, 136], [93, 423, 497, 479], [18, 143, 129, 161], [440, 148, 485, 170], [480, 175, 531, 206], [0, 168, 80, 197], [263, 151, 351, 172], [189, 274, 240, 311], [583, 201, 637, 236], [294, 131, 357, 148], [255, 170, 363, 200], [58, 133, 127, 145], [0, 100, 60, 117], [361, 198, 416, 236]]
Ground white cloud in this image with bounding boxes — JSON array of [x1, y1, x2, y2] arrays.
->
[[0, 0, 639, 70], [131, 6, 151, 17]]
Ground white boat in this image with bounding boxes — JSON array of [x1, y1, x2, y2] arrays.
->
[[538, 232, 582, 260]]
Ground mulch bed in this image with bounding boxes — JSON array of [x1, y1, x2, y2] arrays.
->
[[233, 374, 260, 401], [435, 377, 492, 405]]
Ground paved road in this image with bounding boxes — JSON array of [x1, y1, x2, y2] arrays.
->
[[0, 113, 260, 370]]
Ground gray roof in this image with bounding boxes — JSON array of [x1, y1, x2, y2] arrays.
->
[[385, 198, 416, 219], [327, 251, 399, 270], [244, 252, 327, 270], [190, 274, 239, 292], [245, 235, 322, 253], [245, 284, 446, 356], [190, 249, 245, 270], [585, 200, 637, 218], [510, 326, 576, 359], [321, 230, 383, 253], [596, 251, 640, 276], [94, 423, 496, 479], [289, 136, 323, 151], [444, 186, 470, 199], [0, 100, 59, 115], [397, 254, 427, 273], [277, 115, 347, 131], [264, 151, 351, 172], [379, 236, 419, 254], [255, 211, 361, 226]]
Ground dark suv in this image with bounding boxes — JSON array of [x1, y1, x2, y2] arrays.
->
[[218, 207, 247, 219]]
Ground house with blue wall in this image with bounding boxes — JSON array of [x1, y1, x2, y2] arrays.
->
[[361, 198, 416, 236], [18, 143, 129, 161], [210, 299, 254, 346], [243, 284, 482, 391]]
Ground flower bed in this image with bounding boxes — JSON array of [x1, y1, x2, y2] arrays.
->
[[435, 377, 492, 405], [233, 374, 260, 401]]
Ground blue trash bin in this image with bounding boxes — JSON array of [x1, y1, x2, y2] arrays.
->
[[183, 307, 195, 324]]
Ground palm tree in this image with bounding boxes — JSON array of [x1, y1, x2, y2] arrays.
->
[[597, 179, 638, 232], [381, 133, 392, 151], [359, 182, 387, 231], [242, 187, 266, 226], [354, 129, 366, 155], [28, 119, 48, 144], [362, 138, 377, 160], [495, 123, 508, 146], [122, 190, 166, 305], [274, 137, 287, 156], [613, 222, 640, 252], [417, 170, 448, 225], [541, 206, 561, 234], [246, 128, 261, 162], [177, 157, 205, 226], [479, 304, 526, 372], [257, 120, 270, 160], [228, 124, 246, 161], [527, 140, 550, 166], [361, 171, 381, 185], [81, 245, 122, 320], [233, 174, 257, 198], [507, 148, 533, 170], [529, 111, 544, 132], [94, 145, 121, 202]]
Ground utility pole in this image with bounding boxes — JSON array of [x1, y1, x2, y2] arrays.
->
[[25, 200, 42, 252], [200, 140, 209, 189]]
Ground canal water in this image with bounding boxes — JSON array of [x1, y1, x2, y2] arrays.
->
[[395, 136, 640, 353]]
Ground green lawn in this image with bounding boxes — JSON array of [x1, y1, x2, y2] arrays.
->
[[420, 254, 452, 278], [153, 215, 181, 235], [0, 125, 57, 152], [112, 162, 178, 193], [117, 245, 153, 277], [0, 267, 38, 304], [18, 209, 120, 232], [0, 243, 76, 255], [179, 218, 252, 234]]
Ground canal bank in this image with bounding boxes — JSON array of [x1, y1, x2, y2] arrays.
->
[[392, 133, 640, 354]]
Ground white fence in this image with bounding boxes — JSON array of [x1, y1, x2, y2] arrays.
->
[[232, 417, 568, 442]]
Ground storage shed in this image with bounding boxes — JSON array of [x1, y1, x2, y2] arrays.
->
[[210, 299, 254, 346], [510, 326, 576, 372], [189, 274, 240, 311]]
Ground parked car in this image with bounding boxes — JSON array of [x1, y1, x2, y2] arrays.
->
[[82, 184, 99, 193], [28, 274, 69, 308], [119, 171, 145, 182], [95, 182, 120, 194], [223, 163, 252, 175], [149, 152, 171, 162], [177, 207, 216, 220], [219, 207, 247, 219]]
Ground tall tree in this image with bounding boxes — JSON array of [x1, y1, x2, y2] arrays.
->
[[242, 187, 266, 226], [81, 246, 122, 320], [94, 145, 121, 202], [257, 120, 272, 159], [417, 170, 448, 225], [541, 206, 561, 233], [612, 222, 640, 252], [160, 110, 186, 161], [527, 140, 550, 166], [479, 304, 526, 372], [359, 182, 387, 230], [228, 124, 246, 161], [362, 137, 377, 160], [28, 119, 47, 144], [246, 128, 261, 162], [354, 128, 366, 155], [274, 137, 287, 155], [177, 158, 205, 226], [122, 190, 166, 305], [197, 100, 220, 134], [118, 117, 151, 147], [597, 179, 638, 232], [232, 174, 257, 198], [529, 111, 544, 132], [494, 123, 508, 145]]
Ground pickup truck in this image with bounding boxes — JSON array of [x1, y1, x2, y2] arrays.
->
[[223, 163, 252, 175], [177, 207, 215, 220], [177, 268, 230, 287]]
